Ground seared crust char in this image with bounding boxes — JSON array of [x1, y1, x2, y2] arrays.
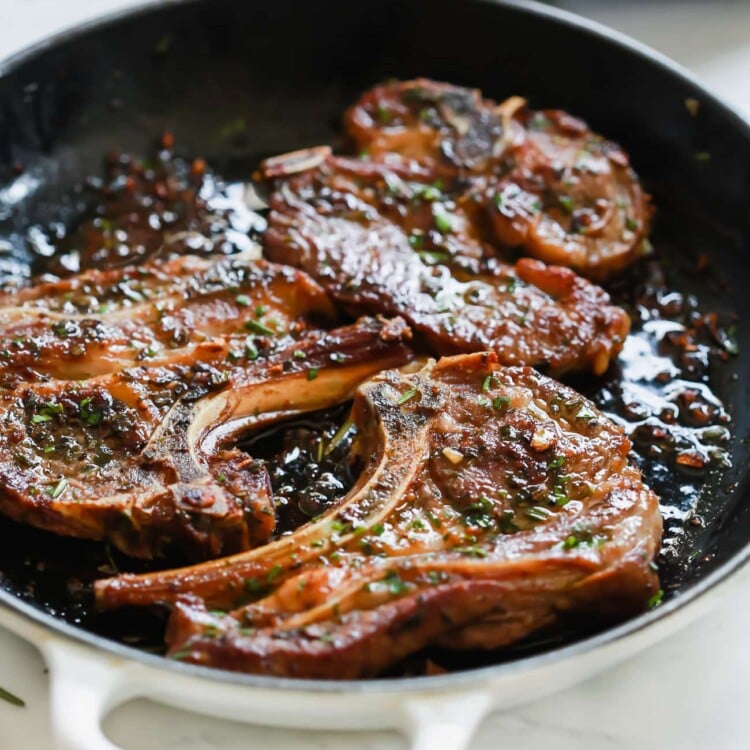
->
[[0, 253, 335, 386], [265, 156, 629, 376], [344, 79, 651, 280], [0, 254, 413, 558], [97, 353, 661, 677]]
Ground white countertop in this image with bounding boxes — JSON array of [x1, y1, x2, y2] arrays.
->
[[1, 2, 749, 748]]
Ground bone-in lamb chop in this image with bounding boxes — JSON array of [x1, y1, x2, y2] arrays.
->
[[0, 253, 413, 558], [263, 152, 630, 375], [96, 352, 661, 678], [0, 253, 335, 385], [344, 79, 651, 280]]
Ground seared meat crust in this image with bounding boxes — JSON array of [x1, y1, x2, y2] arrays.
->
[[96, 352, 661, 677], [264, 156, 629, 375], [0, 253, 413, 558], [0, 253, 335, 386], [344, 79, 651, 279]]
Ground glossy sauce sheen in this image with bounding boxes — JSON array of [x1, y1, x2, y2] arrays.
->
[[0, 144, 737, 673]]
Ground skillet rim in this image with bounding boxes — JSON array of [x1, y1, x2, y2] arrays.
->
[[0, 0, 749, 692]]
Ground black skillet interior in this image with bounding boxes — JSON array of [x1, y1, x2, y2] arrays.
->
[[0, 0, 749, 673]]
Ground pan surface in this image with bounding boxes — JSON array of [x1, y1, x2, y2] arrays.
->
[[0, 0, 749, 691]]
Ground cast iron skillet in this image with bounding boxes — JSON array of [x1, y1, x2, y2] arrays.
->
[[0, 0, 749, 722]]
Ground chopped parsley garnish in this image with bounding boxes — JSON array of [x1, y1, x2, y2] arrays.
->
[[244, 577, 265, 594], [525, 505, 553, 522], [169, 648, 193, 661], [625, 216, 638, 231], [325, 419, 355, 455], [454, 545, 488, 558], [397, 387, 418, 405], [551, 491, 570, 507], [52, 321, 74, 337], [408, 232, 425, 249], [383, 569, 407, 595], [561, 522, 607, 550], [244, 319, 275, 336], [266, 563, 283, 583], [0, 685, 24, 707], [465, 496, 493, 512], [418, 250, 451, 265], [558, 195, 574, 214], [462, 508, 495, 530], [432, 203, 454, 234], [31, 401, 64, 424], [78, 397, 103, 427], [245, 341, 259, 360], [647, 589, 664, 609], [46, 478, 68, 499], [413, 183, 442, 202], [307, 367, 319, 381]]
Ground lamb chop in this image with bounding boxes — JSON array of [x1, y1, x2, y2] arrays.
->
[[96, 352, 661, 678], [344, 79, 651, 280], [0, 250, 413, 558], [263, 152, 630, 376], [0, 253, 335, 386]]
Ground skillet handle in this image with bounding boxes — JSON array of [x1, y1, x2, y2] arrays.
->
[[42, 640, 140, 750], [41, 636, 493, 750], [402, 690, 493, 750]]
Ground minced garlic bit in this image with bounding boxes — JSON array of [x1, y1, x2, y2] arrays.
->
[[442, 447, 464, 464], [530, 425, 557, 452]]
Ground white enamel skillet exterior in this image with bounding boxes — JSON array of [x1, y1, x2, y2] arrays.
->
[[1, 1, 749, 748], [0, 567, 745, 750]]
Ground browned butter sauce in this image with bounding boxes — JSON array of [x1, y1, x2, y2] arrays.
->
[[0, 142, 738, 673]]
